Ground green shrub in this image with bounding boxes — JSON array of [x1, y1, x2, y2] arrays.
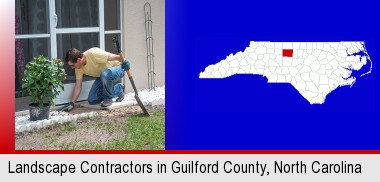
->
[[22, 55, 66, 108]]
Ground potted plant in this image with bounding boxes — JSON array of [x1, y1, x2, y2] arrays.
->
[[22, 55, 66, 121]]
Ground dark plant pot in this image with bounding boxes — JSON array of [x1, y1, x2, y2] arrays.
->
[[29, 103, 50, 121]]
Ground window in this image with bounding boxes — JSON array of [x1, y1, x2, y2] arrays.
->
[[55, 0, 99, 28]]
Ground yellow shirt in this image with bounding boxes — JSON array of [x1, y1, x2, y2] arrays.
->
[[75, 47, 120, 80]]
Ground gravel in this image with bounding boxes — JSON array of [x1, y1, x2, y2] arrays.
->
[[15, 85, 165, 133], [15, 111, 98, 133], [122, 85, 165, 106]]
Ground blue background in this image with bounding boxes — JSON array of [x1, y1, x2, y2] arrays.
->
[[166, 0, 380, 149]]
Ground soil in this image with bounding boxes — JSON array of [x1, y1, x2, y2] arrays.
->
[[15, 104, 165, 150]]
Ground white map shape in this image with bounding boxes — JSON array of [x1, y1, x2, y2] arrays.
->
[[199, 42, 372, 104]]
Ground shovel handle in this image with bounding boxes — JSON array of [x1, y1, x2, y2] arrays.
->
[[117, 50, 133, 78], [113, 37, 138, 94]]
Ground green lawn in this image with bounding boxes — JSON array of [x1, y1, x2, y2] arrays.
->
[[48, 111, 165, 150], [104, 112, 165, 150]]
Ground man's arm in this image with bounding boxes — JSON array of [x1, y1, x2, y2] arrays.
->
[[71, 78, 82, 102], [59, 78, 82, 111], [107, 53, 123, 62], [108, 52, 130, 71]]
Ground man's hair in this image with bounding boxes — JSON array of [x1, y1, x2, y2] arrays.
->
[[65, 48, 83, 63]]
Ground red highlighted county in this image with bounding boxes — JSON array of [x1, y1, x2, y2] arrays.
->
[[282, 49, 293, 57]]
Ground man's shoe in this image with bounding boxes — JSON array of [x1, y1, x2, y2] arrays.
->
[[101, 99, 113, 107], [116, 86, 125, 102]]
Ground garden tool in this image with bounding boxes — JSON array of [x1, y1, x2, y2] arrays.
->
[[113, 36, 150, 116]]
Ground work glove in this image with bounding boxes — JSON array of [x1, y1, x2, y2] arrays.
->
[[59, 102, 74, 112], [121, 60, 130, 71]]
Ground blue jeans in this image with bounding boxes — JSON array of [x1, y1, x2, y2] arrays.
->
[[87, 66, 125, 105]]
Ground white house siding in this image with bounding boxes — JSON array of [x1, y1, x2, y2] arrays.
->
[[122, 0, 165, 92]]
